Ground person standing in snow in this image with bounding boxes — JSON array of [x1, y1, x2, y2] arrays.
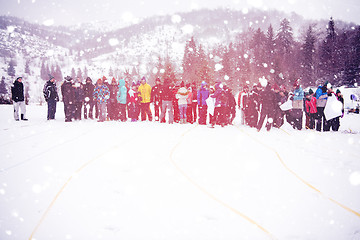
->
[[128, 82, 141, 122], [108, 77, 119, 120], [72, 77, 84, 120], [11, 77, 28, 121], [329, 89, 344, 131], [238, 85, 249, 125], [176, 81, 189, 124], [83, 77, 95, 119], [272, 84, 284, 128], [304, 89, 317, 130], [159, 78, 174, 124], [186, 83, 193, 123], [61, 76, 75, 122], [315, 82, 329, 131], [43, 75, 59, 120], [211, 82, 227, 127], [224, 85, 236, 125], [151, 78, 162, 121], [93, 78, 110, 122], [197, 81, 210, 125], [138, 76, 153, 121], [248, 84, 261, 128], [117, 79, 128, 122], [289, 79, 304, 130], [256, 83, 276, 131], [191, 82, 198, 123]]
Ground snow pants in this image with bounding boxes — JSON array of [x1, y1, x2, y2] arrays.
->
[[198, 105, 207, 125], [98, 102, 107, 122], [179, 104, 187, 120], [119, 104, 127, 122], [160, 100, 174, 124], [13, 101, 26, 120], [63, 102, 73, 122], [47, 100, 57, 120], [153, 101, 161, 121], [140, 103, 152, 121]]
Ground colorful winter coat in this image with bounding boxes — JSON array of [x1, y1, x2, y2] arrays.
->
[[117, 79, 127, 104], [43, 80, 59, 102], [315, 85, 328, 107], [11, 79, 24, 102], [138, 83, 152, 103], [128, 88, 140, 104], [197, 82, 209, 106], [93, 84, 110, 104], [176, 87, 189, 105], [292, 86, 304, 110]]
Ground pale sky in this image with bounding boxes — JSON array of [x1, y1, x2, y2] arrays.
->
[[0, 0, 359, 26]]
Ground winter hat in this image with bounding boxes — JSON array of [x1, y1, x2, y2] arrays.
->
[[141, 76, 146, 82], [309, 88, 314, 95], [336, 89, 341, 94], [49, 74, 55, 81], [64, 76, 72, 81], [155, 77, 161, 83], [16, 77, 22, 81], [86, 77, 92, 83], [293, 79, 300, 88]]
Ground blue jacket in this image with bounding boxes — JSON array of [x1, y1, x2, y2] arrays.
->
[[293, 86, 304, 101], [197, 82, 209, 106], [117, 79, 127, 104]]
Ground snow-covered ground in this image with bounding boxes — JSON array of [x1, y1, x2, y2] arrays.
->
[[0, 104, 360, 240]]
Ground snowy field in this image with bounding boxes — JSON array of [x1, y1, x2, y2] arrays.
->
[[0, 104, 360, 240]]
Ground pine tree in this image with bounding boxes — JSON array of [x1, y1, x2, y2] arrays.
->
[[7, 59, 16, 77], [0, 77, 7, 95], [302, 25, 316, 86], [76, 68, 83, 81], [163, 58, 177, 83], [25, 60, 30, 74], [83, 66, 88, 79], [182, 37, 199, 83], [71, 68, 76, 80], [319, 17, 338, 81], [109, 67, 114, 77], [276, 18, 294, 54], [54, 65, 63, 83]]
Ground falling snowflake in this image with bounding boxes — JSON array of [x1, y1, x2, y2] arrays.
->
[[171, 14, 182, 24], [215, 63, 223, 71], [109, 38, 119, 47], [43, 19, 54, 26], [181, 24, 194, 34]]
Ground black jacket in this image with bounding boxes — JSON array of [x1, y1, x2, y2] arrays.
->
[[11, 80, 24, 102]]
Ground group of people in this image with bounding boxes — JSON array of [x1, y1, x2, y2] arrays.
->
[[238, 79, 345, 132], [11, 74, 345, 132], [41, 74, 238, 126]]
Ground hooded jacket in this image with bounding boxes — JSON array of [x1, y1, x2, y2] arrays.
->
[[117, 79, 127, 104], [197, 82, 209, 106]]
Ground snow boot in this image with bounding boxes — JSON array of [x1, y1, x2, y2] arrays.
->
[[21, 114, 28, 121]]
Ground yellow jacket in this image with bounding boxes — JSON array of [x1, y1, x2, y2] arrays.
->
[[138, 83, 152, 103]]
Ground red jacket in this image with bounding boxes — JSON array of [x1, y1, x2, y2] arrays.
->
[[305, 96, 317, 114]]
